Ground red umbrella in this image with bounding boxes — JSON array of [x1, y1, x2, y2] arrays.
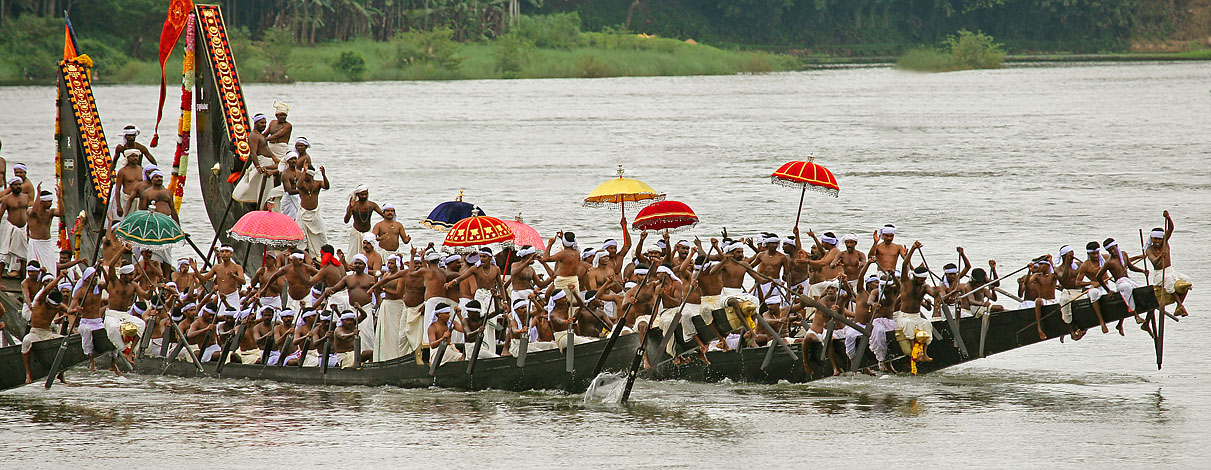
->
[[502, 214, 543, 248], [228, 210, 305, 247], [443, 215, 515, 253], [632, 200, 699, 233], [770, 157, 839, 228]]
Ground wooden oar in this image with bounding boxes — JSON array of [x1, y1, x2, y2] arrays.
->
[[468, 289, 498, 376], [565, 318, 576, 374], [273, 332, 292, 367], [977, 307, 991, 358], [590, 264, 661, 378], [619, 287, 667, 403], [202, 156, 258, 263], [321, 324, 333, 374], [162, 320, 206, 374], [295, 335, 313, 369], [917, 252, 969, 359], [428, 337, 448, 376]]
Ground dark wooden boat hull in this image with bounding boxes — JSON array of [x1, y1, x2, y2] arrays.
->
[[0, 331, 114, 391], [135, 333, 640, 393], [645, 286, 1160, 383], [57, 59, 110, 261]]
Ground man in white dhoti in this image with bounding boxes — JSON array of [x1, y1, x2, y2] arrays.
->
[[1095, 238, 1147, 316], [1145, 212, 1191, 316], [374, 256, 406, 361], [275, 153, 302, 219], [231, 113, 281, 206], [0, 176, 30, 275], [27, 188, 62, 276], [264, 101, 293, 161], [294, 165, 329, 258], [343, 184, 383, 265]]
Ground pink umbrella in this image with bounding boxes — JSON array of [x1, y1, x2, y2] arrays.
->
[[502, 214, 543, 249], [228, 210, 304, 248]]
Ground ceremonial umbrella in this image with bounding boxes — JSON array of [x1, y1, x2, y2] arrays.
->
[[583, 165, 664, 221], [501, 214, 543, 249], [770, 157, 839, 228], [228, 210, 305, 247], [115, 210, 186, 250], [632, 200, 699, 233], [421, 191, 486, 232], [442, 215, 515, 253]]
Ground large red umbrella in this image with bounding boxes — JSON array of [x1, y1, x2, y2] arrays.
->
[[632, 200, 699, 233], [502, 214, 543, 248], [228, 210, 305, 247], [443, 215, 515, 253], [770, 157, 839, 228]]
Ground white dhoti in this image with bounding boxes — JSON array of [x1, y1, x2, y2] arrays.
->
[[198, 344, 223, 362], [218, 291, 241, 311], [234, 348, 263, 364], [346, 229, 366, 265], [509, 338, 555, 356], [337, 351, 356, 368], [297, 208, 327, 257], [359, 313, 375, 355], [21, 304, 31, 322], [106, 187, 136, 223], [842, 323, 865, 359], [1115, 277, 1141, 312], [0, 219, 27, 266], [27, 236, 58, 275], [893, 311, 933, 345], [553, 275, 579, 296], [869, 317, 898, 362], [1059, 289, 1084, 323], [21, 327, 61, 354], [79, 318, 107, 356], [553, 329, 591, 351], [1087, 285, 1109, 303], [277, 193, 300, 220], [375, 298, 405, 361], [400, 303, 426, 356], [258, 296, 283, 309], [699, 295, 722, 324], [510, 288, 534, 305], [707, 333, 741, 352], [720, 287, 758, 306], [464, 325, 499, 359], [104, 309, 146, 354], [231, 156, 278, 204], [1153, 267, 1191, 294]]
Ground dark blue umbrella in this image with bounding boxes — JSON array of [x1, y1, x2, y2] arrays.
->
[[420, 192, 486, 232]]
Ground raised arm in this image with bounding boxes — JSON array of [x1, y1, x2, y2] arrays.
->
[[957, 247, 971, 279]]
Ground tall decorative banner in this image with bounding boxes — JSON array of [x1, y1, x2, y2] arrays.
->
[[60, 14, 81, 252], [60, 56, 113, 205], [151, 0, 195, 147], [169, 11, 196, 212], [196, 4, 252, 184]]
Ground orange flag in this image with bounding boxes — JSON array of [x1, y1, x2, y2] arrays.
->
[[151, 0, 194, 147], [63, 14, 80, 60]]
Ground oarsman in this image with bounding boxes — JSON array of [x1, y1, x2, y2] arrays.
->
[[370, 249, 428, 359], [124, 170, 179, 223], [197, 245, 245, 311], [856, 267, 899, 371], [250, 250, 286, 309], [282, 309, 316, 366], [369, 255, 405, 361], [505, 298, 537, 356], [1053, 245, 1086, 339], [291, 137, 314, 172], [112, 125, 156, 166], [188, 303, 222, 362], [295, 165, 329, 258], [1095, 237, 1148, 320], [779, 237, 811, 295], [173, 259, 201, 293], [73, 267, 118, 373], [109, 151, 145, 220], [315, 253, 377, 320], [248, 306, 276, 362], [508, 246, 549, 304], [231, 310, 264, 364], [545, 290, 586, 351], [896, 241, 937, 362], [585, 249, 617, 292], [370, 204, 410, 255], [309, 245, 346, 300], [1028, 257, 1059, 340], [799, 283, 845, 376], [266, 309, 296, 365], [100, 221, 123, 267], [803, 230, 844, 297], [750, 232, 791, 300], [869, 224, 907, 273], [263, 101, 293, 161], [717, 240, 771, 311], [599, 219, 633, 275], [441, 255, 472, 336], [143, 296, 173, 358], [1145, 211, 1190, 315], [959, 262, 1004, 315], [358, 234, 384, 273], [27, 188, 61, 276], [102, 249, 150, 352], [542, 232, 584, 301], [57, 249, 87, 283], [447, 247, 504, 317], [936, 247, 971, 307], [276, 153, 302, 220], [671, 240, 692, 269], [0, 177, 30, 276], [1017, 262, 1042, 308], [231, 113, 280, 207], [1075, 241, 1112, 334], [343, 185, 383, 264], [22, 271, 67, 383], [835, 233, 867, 283], [20, 263, 44, 321], [333, 310, 369, 367], [427, 303, 466, 363], [409, 250, 453, 332], [460, 299, 500, 359]]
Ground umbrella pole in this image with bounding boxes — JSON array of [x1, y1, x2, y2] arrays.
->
[[794, 185, 806, 229]]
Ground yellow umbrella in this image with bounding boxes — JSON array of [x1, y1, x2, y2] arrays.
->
[[583, 165, 665, 221]]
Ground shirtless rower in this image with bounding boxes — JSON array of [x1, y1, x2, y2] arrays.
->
[[896, 241, 938, 362], [869, 224, 907, 273], [266, 309, 296, 365], [315, 254, 377, 314], [291, 137, 314, 172], [258, 251, 317, 311], [371, 249, 428, 359], [72, 266, 119, 373], [543, 231, 583, 303], [447, 247, 504, 317], [1075, 242, 1112, 334], [305, 311, 339, 367], [1053, 246, 1087, 339], [22, 271, 67, 383], [600, 217, 633, 275], [835, 233, 867, 284], [103, 254, 151, 354], [412, 250, 458, 340], [371, 204, 410, 255], [715, 240, 773, 342], [109, 150, 144, 220], [276, 153, 303, 220], [343, 185, 383, 264], [20, 263, 44, 322], [173, 259, 201, 293], [295, 166, 329, 259], [188, 303, 222, 362], [1028, 257, 1059, 340], [585, 249, 618, 292], [803, 230, 844, 298], [250, 250, 286, 309], [1145, 211, 1190, 315], [1095, 237, 1148, 329], [333, 310, 370, 367], [27, 186, 62, 275], [427, 304, 465, 364], [197, 245, 246, 311], [263, 101, 293, 161], [0, 177, 30, 276], [231, 114, 281, 208], [127, 170, 179, 222], [750, 232, 791, 300], [112, 125, 156, 167], [246, 306, 276, 363], [508, 246, 550, 305]]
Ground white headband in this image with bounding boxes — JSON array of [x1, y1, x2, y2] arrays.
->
[[601, 240, 618, 250], [911, 270, 927, 279], [290, 252, 305, 260], [340, 312, 357, 321], [424, 252, 442, 262], [512, 299, 528, 312], [123, 126, 140, 136], [1150, 230, 1164, 239], [1058, 245, 1073, 257], [218, 245, 234, 253], [657, 265, 681, 282], [821, 235, 838, 245], [943, 267, 958, 274], [12, 163, 27, 172], [633, 268, 649, 276], [6, 177, 20, 186], [842, 233, 858, 243], [725, 243, 744, 253], [881, 225, 897, 235], [517, 247, 537, 257], [252, 113, 267, 123], [118, 265, 136, 275], [294, 137, 310, 148]]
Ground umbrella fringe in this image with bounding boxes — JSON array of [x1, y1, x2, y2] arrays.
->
[[582, 194, 665, 210], [769, 176, 839, 197], [228, 232, 304, 248]]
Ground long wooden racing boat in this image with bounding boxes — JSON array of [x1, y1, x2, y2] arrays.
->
[[135, 332, 640, 393], [643, 286, 1163, 383], [0, 331, 114, 392]]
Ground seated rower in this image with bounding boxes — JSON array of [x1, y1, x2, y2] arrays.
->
[[505, 298, 541, 356], [230, 308, 263, 364], [304, 310, 338, 367], [960, 263, 1005, 317], [1145, 211, 1190, 315], [333, 310, 369, 368], [798, 284, 846, 376], [896, 241, 937, 362], [265, 308, 294, 365], [460, 299, 499, 359], [1096, 237, 1148, 333], [1075, 242, 1112, 334], [427, 303, 465, 364], [1028, 257, 1059, 340], [22, 271, 68, 383], [189, 303, 222, 363], [283, 309, 316, 366], [1054, 246, 1087, 341]]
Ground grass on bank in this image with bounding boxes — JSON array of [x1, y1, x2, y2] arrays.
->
[[896, 30, 1006, 72]]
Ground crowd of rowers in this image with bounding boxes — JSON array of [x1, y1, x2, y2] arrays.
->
[[12, 202, 1189, 383]]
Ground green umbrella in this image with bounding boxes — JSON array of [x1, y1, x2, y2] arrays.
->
[[115, 210, 186, 250]]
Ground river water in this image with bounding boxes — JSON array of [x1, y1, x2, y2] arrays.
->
[[1, 63, 1209, 468]]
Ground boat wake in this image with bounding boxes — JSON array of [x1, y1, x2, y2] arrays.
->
[[584, 372, 626, 405]]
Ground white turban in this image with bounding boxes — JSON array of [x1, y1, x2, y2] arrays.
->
[[284, 151, 299, 161], [352, 254, 369, 265], [725, 243, 744, 254], [123, 125, 140, 136], [387, 254, 402, 266], [12, 163, 27, 172], [290, 252, 305, 260], [601, 239, 618, 250], [273, 101, 289, 114], [1150, 230, 1164, 239], [117, 265, 136, 275], [5, 177, 19, 186], [1058, 245, 1074, 258], [252, 113, 267, 123], [354, 184, 369, 194], [442, 254, 461, 265], [124, 149, 142, 158], [592, 250, 610, 268], [656, 265, 681, 283], [545, 290, 567, 313], [517, 247, 537, 257], [881, 224, 897, 235], [382, 204, 395, 211], [424, 252, 442, 262], [294, 136, 310, 148], [841, 233, 858, 243], [340, 312, 357, 322], [362, 233, 377, 243]]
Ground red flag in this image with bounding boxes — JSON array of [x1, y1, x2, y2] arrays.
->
[[151, 0, 194, 147]]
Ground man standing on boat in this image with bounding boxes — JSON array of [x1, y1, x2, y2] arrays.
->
[[869, 224, 907, 273], [295, 165, 329, 259], [371, 204, 410, 256], [263, 101, 292, 161], [276, 153, 303, 220], [22, 271, 67, 383], [27, 185, 62, 276], [1146, 211, 1190, 315], [112, 125, 156, 167], [197, 246, 246, 312], [1095, 237, 1148, 318], [896, 241, 936, 362], [108, 150, 144, 221], [1076, 242, 1112, 334], [0, 177, 30, 277], [343, 185, 383, 265], [231, 113, 281, 208]]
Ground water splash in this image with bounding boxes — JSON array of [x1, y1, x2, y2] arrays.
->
[[583, 372, 626, 405]]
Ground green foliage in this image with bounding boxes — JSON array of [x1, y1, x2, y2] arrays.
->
[[895, 48, 957, 72], [515, 12, 584, 49], [0, 15, 62, 81], [331, 50, 367, 81], [259, 27, 294, 82], [574, 53, 614, 78], [896, 29, 1004, 72], [79, 38, 131, 78], [391, 28, 464, 70], [493, 33, 533, 78]]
